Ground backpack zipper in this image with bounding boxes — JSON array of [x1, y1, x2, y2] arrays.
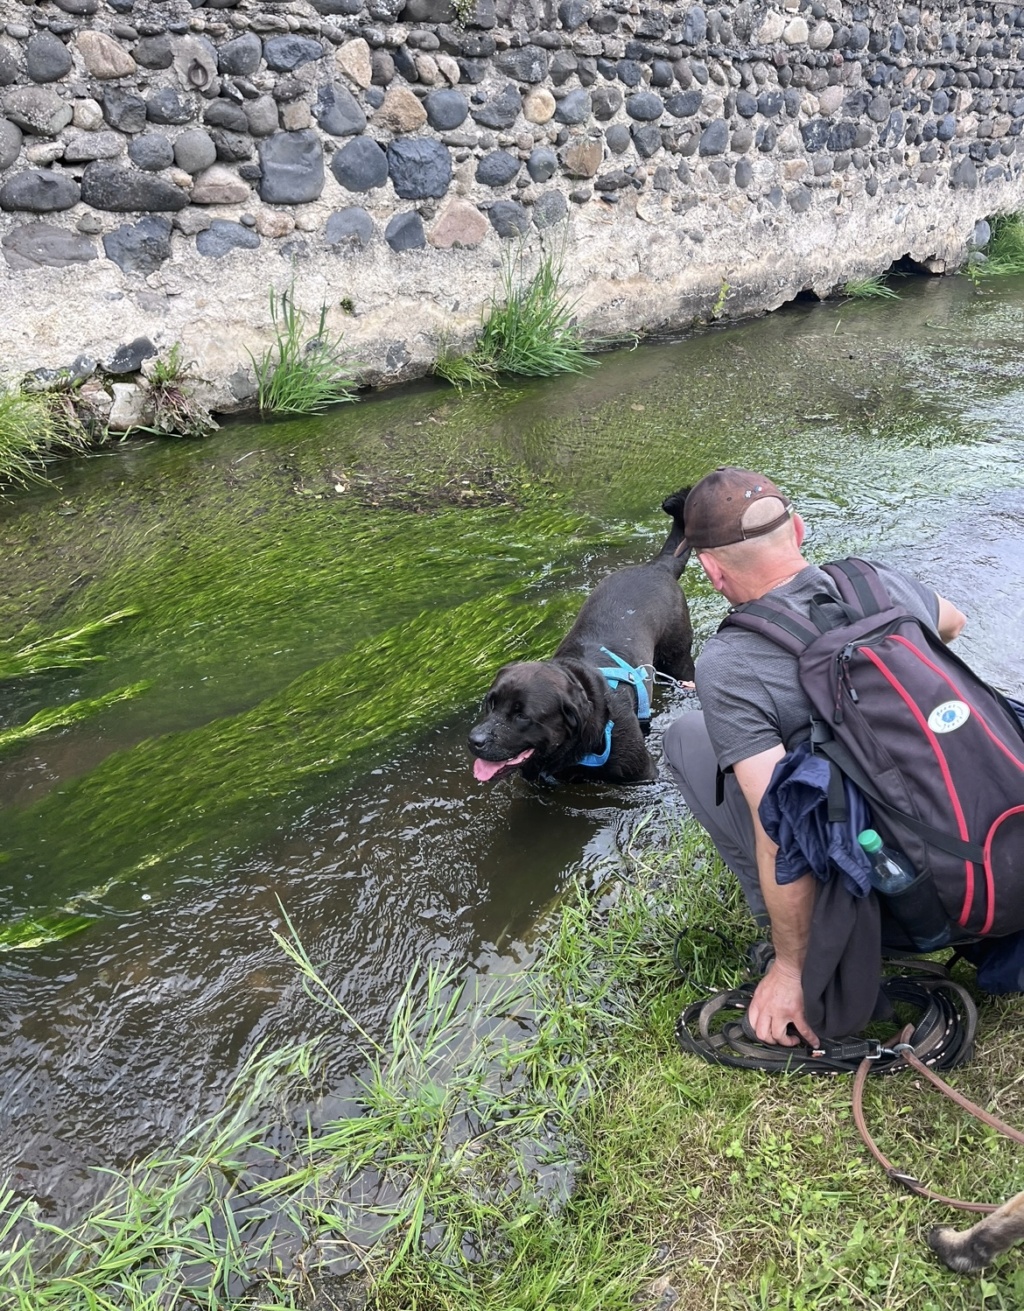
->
[[834, 644, 859, 724]]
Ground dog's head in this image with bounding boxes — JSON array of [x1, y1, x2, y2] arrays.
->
[[468, 661, 593, 782]]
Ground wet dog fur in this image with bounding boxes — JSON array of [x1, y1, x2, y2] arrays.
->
[[467, 490, 694, 785]]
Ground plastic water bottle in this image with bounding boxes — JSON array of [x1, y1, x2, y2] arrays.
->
[[857, 829, 951, 951]]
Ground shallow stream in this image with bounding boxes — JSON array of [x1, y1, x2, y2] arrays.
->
[[3, 274, 1024, 1218]]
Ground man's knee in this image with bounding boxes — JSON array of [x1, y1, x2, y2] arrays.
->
[[662, 711, 715, 792]]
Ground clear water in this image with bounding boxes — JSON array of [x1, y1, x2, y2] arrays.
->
[[2, 274, 1024, 1216]]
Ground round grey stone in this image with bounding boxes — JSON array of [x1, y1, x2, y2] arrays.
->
[[103, 90, 147, 134], [487, 199, 530, 237], [4, 87, 73, 136], [106, 337, 157, 374], [757, 89, 784, 117], [103, 215, 172, 274], [631, 123, 662, 158], [218, 34, 262, 76], [591, 85, 622, 121], [387, 137, 452, 199], [1, 221, 96, 269], [146, 87, 193, 126], [0, 168, 80, 212], [63, 130, 125, 162], [424, 89, 468, 131], [314, 83, 366, 136], [627, 91, 663, 122], [735, 158, 753, 188], [616, 60, 643, 88], [605, 123, 631, 153], [196, 218, 261, 256], [494, 46, 548, 83], [735, 89, 758, 117], [80, 162, 189, 211], [0, 117, 23, 170], [554, 88, 591, 124], [827, 120, 858, 152], [800, 120, 830, 151], [325, 206, 374, 247], [204, 99, 249, 132], [557, 0, 592, 30], [682, 5, 707, 44], [134, 34, 173, 69], [263, 36, 325, 72], [384, 210, 425, 252], [258, 129, 324, 203], [330, 135, 388, 190], [128, 133, 174, 170], [53, 0, 99, 12], [470, 83, 521, 130], [526, 145, 557, 182], [787, 184, 812, 213], [476, 149, 520, 186], [665, 89, 702, 117], [533, 189, 567, 229], [211, 130, 252, 162], [174, 128, 217, 173], [936, 113, 956, 142], [244, 95, 278, 137], [698, 118, 728, 154], [0, 44, 18, 87], [26, 33, 73, 83]]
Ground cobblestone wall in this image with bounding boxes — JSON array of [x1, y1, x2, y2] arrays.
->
[[1, 0, 1022, 407]]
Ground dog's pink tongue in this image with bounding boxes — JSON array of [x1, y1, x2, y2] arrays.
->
[[473, 748, 534, 781]]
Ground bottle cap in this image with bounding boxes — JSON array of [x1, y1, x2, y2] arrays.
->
[[857, 829, 883, 853]]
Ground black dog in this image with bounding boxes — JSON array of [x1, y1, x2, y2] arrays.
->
[[468, 489, 693, 784]]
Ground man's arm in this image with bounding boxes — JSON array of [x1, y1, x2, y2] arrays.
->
[[732, 745, 819, 1048], [936, 595, 966, 644]]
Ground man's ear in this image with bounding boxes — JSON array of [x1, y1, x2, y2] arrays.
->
[[793, 512, 806, 548]]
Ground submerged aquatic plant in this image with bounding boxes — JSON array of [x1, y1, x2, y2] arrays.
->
[[250, 287, 360, 415], [435, 243, 592, 387], [842, 275, 900, 300]]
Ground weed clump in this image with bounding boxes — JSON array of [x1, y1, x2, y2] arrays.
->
[[965, 211, 1024, 282], [144, 343, 218, 439], [250, 287, 360, 415], [435, 245, 592, 388], [842, 275, 900, 300], [0, 386, 54, 489]]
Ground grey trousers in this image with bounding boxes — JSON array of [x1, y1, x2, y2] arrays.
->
[[661, 710, 769, 927]]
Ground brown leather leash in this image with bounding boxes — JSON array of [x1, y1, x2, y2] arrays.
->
[[852, 1027, 1024, 1214]]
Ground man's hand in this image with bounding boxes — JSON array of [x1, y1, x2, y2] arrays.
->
[[747, 957, 819, 1047]]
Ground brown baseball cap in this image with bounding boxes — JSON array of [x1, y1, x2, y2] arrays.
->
[[680, 467, 793, 552]]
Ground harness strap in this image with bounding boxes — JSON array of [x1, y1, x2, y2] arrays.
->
[[597, 647, 652, 722], [575, 719, 614, 769], [852, 1030, 1024, 1214], [823, 558, 893, 615]]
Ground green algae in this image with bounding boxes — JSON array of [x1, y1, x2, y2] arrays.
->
[[0, 584, 581, 944], [0, 681, 149, 756]]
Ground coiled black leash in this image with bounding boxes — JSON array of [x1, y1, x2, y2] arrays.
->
[[675, 960, 978, 1077]]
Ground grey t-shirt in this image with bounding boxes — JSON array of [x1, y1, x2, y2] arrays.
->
[[696, 562, 941, 771]]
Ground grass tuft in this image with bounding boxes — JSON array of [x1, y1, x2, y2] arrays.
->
[[144, 343, 219, 439], [966, 212, 1024, 283], [2, 819, 1022, 1308], [250, 287, 361, 415], [435, 244, 593, 388], [842, 275, 901, 300], [0, 386, 57, 490]]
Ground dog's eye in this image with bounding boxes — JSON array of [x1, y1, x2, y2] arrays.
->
[[510, 702, 523, 716]]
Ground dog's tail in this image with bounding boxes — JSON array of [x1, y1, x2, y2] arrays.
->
[[658, 487, 691, 577]]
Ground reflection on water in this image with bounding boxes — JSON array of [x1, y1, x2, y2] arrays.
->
[[2, 275, 1024, 1215]]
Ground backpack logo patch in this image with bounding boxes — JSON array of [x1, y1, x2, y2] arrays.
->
[[928, 700, 971, 734]]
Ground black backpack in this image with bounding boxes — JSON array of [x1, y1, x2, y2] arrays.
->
[[723, 559, 1024, 942]]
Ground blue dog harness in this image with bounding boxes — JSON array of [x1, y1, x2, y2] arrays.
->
[[574, 648, 652, 769]]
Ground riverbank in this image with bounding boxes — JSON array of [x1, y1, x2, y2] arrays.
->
[[3, 817, 1022, 1310]]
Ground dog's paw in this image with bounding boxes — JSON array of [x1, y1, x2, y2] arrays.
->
[[927, 1225, 986, 1273]]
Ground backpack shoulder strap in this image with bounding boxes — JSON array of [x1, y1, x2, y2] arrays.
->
[[822, 558, 893, 616], [719, 597, 822, 656]]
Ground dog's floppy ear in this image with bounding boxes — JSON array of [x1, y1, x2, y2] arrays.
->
[[661, 487, 692, 560], [558, 672, 591, 736]]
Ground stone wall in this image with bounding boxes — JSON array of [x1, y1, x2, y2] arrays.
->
[[1, 0, 1022, 412]]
